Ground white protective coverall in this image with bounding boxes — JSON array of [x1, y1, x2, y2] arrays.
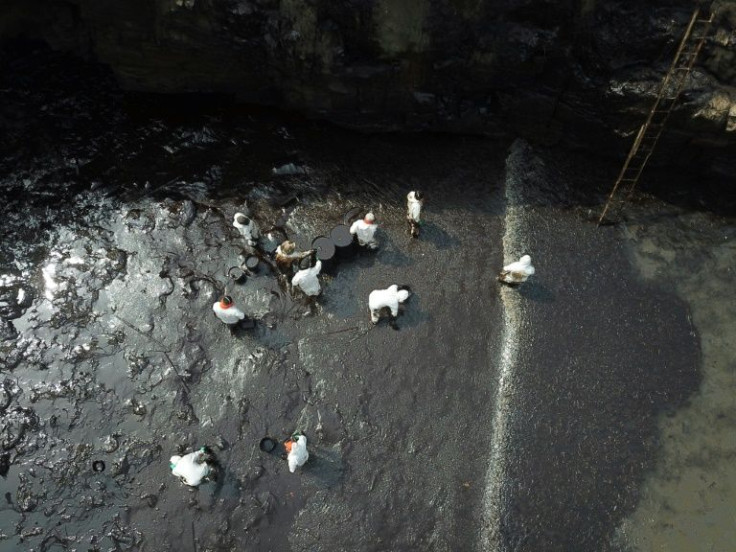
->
[[170, 450, 211, 486], [368, 284, 410, 323], [349, 219, 378, 249], [291, 260, 322, 296], [287, 435, 309, 473], [499, 255, 535, 284], [407, 191, 422, 224], [213, 302, 246, 324], [233, 212, 260, 246]]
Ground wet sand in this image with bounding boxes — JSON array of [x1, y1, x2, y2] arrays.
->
[[483, 142, 701, 552]]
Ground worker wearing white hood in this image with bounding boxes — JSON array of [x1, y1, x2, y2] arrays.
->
[[170, 448, 212, 486], [213, 295, 246, 325], [292, 257, 322, 296], [233, 212, 260, 247], [368, 284, 410, 324], [406, 191, 423, 238], [349, 212, 378, 249], [498, 255, 535, 284], [285, 433, 309, 473]]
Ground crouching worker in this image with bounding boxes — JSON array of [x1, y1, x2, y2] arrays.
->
[[292, 256, 322, 297], [498, 255, 535, 285], [170, 447, 213, 486], [350, 212, 378, 249], [368, 284, 410, 327], [213, 295, 249, 331], [284, 432, 309, 473]]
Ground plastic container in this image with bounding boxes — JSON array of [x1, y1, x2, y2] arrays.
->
[[311, 236, 335, 262], [262, 229, 288, 255], [343, 207, 362, 226], [330, 224, 353, 248], [245, 255, 260, 272], [259, 437, 277, 453], [227, 266, 247, 284]]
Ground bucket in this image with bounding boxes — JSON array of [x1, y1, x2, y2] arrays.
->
[[92, 460, 106, 472], [245, 255, 260, 272], [227, 266, 247, 284], [259, 437, 277, 453]]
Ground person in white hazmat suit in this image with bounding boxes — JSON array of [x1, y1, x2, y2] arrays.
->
[[498, 255, 535, 285], [170, 448, 212, 486], [406, 191, 423, 238], [233, 212, 260, 247], [284, 433, 309, 473], [292, 256, 322, 297], [368, 284, 410, 324], [349, 212, 378, 249], [212, 295, 246, 325]]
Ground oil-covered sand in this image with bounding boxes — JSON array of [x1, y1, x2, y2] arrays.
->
[[1, 49, 734, 551]]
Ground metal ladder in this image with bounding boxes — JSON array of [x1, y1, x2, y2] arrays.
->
[[598, 7, 714, 225]]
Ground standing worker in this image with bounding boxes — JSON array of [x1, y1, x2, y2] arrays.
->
[[350, 212, 379, 249], [292, 256, 322, 297], [406, 191, 423, 238], [213, 295, 247, 326], [368, 284, 410, 325], [284, 432, 309, 473], [233, 212, 260, 247], [275, 240, 313, 274]]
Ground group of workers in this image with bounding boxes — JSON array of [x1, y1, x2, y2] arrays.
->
[[212, 190, 427, 328], [175, 188, 535, 483]]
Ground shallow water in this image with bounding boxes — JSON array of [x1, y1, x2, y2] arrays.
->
[[1, 45, 734, 551], [614, 205, 736, 551]]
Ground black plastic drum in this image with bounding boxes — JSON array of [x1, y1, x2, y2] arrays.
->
[[330, 224, 353, 248], [343, 206, 362, 226], [227, 266, 247, 284], [259, 437, 277, 453], [311, 236, 335, 262], [261, 229, 287, 255]]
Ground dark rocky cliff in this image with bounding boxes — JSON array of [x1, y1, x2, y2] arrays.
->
[[1, 0, 736, 153]]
